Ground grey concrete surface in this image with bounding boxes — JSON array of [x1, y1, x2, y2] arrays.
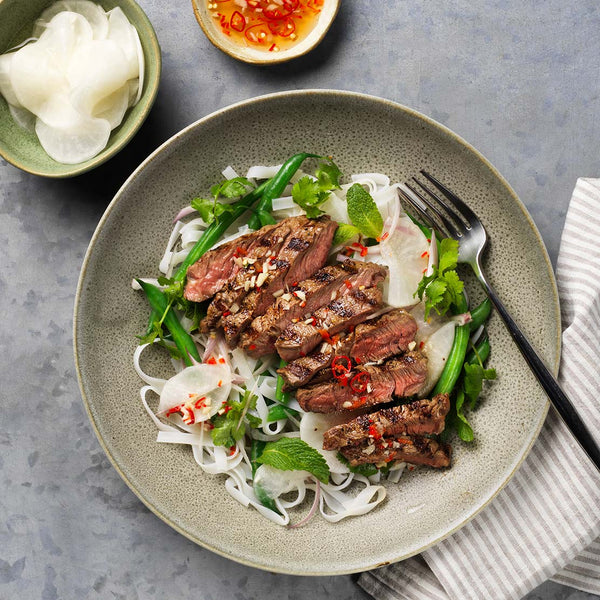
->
[[1, 1, 599, 598]]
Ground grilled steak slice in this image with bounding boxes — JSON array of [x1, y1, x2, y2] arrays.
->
[[350, 309, 417, 363], [279, 308, 418, 388], [220, 216, 337, 345], [241, 260, 387, 357], [322, 393, 450, 450], [340, 435, 451, 468], [296, 352, 428, 413], [276, 287, 383, 361], [200, 218, 299, 331], [184, 231, 255, 302]]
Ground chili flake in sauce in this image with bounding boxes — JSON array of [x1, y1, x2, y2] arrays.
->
[[208, 0, 325, 52]]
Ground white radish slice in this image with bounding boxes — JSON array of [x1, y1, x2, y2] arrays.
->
[[0, 53, 21, 107], [254, 464, 308, 499], [34, 1, 109, 40], [37, 11, 94, 68], [410, 301, 450, 344], [34, 93, 83, 128], [35, 114, 111, 164], [67, 39, 129, 107], [300, 412, 350, 474], [127, 79, 139, 107], [132, 24, 144, 105], [106, 7, 139, 80], [88, 83, 129, 128], [379, 214, 430, 307], [419, 321, 456, 397], [10, 43, 69, 114], [9, 105, 36, 132], [158, 364, 232, 422]]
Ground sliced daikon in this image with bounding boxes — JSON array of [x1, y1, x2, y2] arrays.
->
[[158, 364, 232, 423], [74, 83, 129, 128], [34, 1, 109, 40], [0, 54, 22, 107], [127, 80, 139, 108], [38, 11, 94, 67], [379, 213, 430, 307], [9, 105, 36, 132], [300, 412, 350, 474], [132, 25, 144, 105], [35, 114, 111, 164], [419, 321, 456, 397], [106, 7, 139, 80]]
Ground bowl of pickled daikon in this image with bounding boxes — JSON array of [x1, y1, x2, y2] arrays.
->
[[0, 0, 161, 177]]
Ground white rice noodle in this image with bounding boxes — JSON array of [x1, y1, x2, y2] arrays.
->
[[319, 475, 387, 523], [130, 276, 160, 290], [159, 220, 184, 274], [271, 195, 295, 211], [222, 165, 239, 180], [351, 172, 390, 187], [246, 164, 282, 180]]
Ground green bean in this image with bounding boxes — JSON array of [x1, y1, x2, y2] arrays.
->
[[136, 280, 201, 366], [466, 334, 491, 366], [247, 152, 320, 230], [433, 293, 470, 396], [469, 298, 492, 331], [267, 359, 298, 422]]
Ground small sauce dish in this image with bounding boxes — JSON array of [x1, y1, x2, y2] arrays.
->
[[191, 0, 340, 65]]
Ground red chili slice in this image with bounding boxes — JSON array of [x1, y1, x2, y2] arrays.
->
[[267, 16, 295, 37], [230, 11, 246, 31], [245, 23, 270, 43], [262, 0, 298, 20], [350, 371, 370, 394], [331, 355, 352, 379]]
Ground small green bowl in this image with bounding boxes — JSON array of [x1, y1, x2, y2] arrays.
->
[[0, 0, 161, 178]]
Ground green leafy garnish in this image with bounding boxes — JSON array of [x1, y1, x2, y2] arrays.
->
[[332, 223, 360, 246], [256, 438, 330, 484], [463, 363, 497, 410], [416, 238, 464, 319], [191, 177, 255, 226], [451, 389, 474, 442], [211, 390, 262, 448], [291, 159, 342, 218], [346, 183, 384, 239]]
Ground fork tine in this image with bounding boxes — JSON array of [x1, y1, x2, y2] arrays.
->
[[404, 181, 461, 238], [420, 171, 478, 228], [397, 185, 441, 234]]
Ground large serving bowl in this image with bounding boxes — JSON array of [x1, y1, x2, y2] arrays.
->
[[0, 0, 161, 178], [74, 90, 558, 574]]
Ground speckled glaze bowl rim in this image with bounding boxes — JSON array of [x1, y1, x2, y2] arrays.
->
[[0, 0, 162, 178], [73, 89, 559, 575], [191, 0, 341, 65]]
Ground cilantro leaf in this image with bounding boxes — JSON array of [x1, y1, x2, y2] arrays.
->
[[190, 177, 254, 226], [346, 183, 384, 239], [211, 390, 261, 447], [316, 160, 342, 191], [257, 438, 330, 484], [292, 176, 330, 218], [438, 238, 459, 273], [191, 197, 236, 226], [464, 362, 497, 410], [332, 223, 360, 246], [453, 389, 474, 442], [210, 177, 254, 199]]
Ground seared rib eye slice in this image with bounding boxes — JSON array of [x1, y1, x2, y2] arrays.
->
[[220, 216, 337, 345], [278, 308, 418, 389], [340, 435, 452, 468], [241, 260, 387, 357], [275, 287, 383, 362], [322, 394, 450, 450], [295, 352, 428, 413], [184, 230, 256, 302]]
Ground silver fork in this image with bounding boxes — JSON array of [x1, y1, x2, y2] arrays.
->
[[400, 171, 600, 472]]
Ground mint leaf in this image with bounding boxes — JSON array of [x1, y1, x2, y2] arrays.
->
[[257, 438, 330, 484], [211, 390, 260, 447], [292, 176, 330, 218], [346, 183, 383, 239], [332, 223, 360, 246]]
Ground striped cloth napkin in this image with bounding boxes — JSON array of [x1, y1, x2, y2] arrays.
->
[[359, 178, 600, 600]]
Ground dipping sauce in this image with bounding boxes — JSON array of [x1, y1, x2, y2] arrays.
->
[[207, 0, 324, 53]]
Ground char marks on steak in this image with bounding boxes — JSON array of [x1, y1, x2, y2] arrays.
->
[[278, 308, 417, 388], [219, 216, 337, 345], [322, 393, 450, 450], [241, 259, 387, 357], [184, 230, 256, 302], [275, 287, 384, 362], [340, 435, 451, 469], [295, 351, 428, 413]]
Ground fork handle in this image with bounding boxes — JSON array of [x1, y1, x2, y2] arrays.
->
[[476, 272, 600, 473]]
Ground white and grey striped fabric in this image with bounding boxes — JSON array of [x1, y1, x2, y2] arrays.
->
[[359, 178, 600, 600]]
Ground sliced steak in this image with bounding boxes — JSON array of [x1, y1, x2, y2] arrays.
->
[[322, 393, 450, 450], [220, 216, 337, 345], [276, 287, 383, 361], [340, 435, 452, 468], [241, 260, 387, 357], [184, 231, 256, 302], [279, 308, 418, 389], [350, 309, 417, 363], [296, 352, 428, 413], [200, 218, 299, 332]]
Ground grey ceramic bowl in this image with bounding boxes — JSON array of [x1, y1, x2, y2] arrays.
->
[[0, 0, 161, 178], [74, 90, 559, 574]]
